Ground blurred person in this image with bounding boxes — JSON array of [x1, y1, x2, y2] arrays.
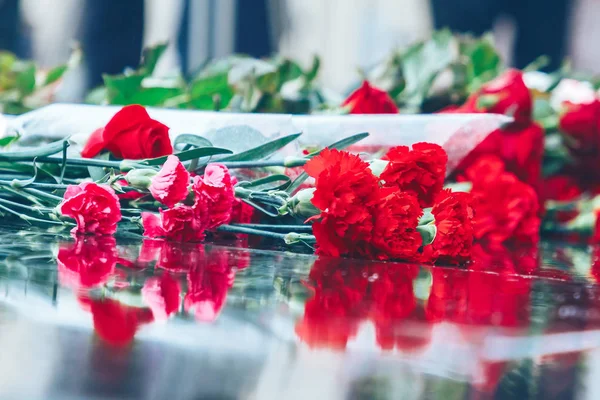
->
[[430, 0, 572, 71]]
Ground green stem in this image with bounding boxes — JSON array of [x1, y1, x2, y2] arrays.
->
[[0, 203, 63, 226], [22, 188, 63, 203], [34, 156, 122, 169], [230, 223, 313, 233], [0, 197, 54, 213], [0, 180, 69, 190], [216, 224, 290, 240]]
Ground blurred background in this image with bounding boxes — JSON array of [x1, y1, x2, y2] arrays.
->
[[2, 0, 597, 99]]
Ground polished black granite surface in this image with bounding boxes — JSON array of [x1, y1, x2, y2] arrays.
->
[[0, 226, 599, 399]]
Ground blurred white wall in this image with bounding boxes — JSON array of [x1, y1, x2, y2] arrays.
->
[[279, 0, 432, 92]]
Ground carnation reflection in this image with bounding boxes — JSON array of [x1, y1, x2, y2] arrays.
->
[[57, 238, 250, 345], [295, 258, 433, 352]]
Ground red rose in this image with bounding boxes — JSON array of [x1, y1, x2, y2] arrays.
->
[[462, 69, 532, 125], [421, 189, 474, 265], [370, 189, 422, 260], [342, 80, 398, 114], [454, 122, 544, 192], [141, 205, 208, 242], [57, 236, 117, 289], [467, 156, 540, 245], [380, 142, 448, 207], [142, 273, 181, 320], [149, 155, 190, 207], [81, 104, 173, 159], [85, 296, 154, 346], [559, 100, 600, 149], [192, 163, 234, 229], [60, 182, 122, 236]]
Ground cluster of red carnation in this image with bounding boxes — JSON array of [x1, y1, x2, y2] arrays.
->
[[304, 144, 474, 264]]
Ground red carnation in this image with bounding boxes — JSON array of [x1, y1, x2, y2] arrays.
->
[[141, 205, 208, 242], [370, 189, 422, 261], [541, 175, 582, 223], [149, 155, 190, 207], [593, 211, 600, 243], [228, 177, 254, 224], [60, 182, 122, 236], [305, 148, 380, 219], [305, 149, 380, 257], [467, 156, 540, 245], [421, 189, 474, 265], [380, 142, 448, 207], [342, 80, 398, 114], [57, 236, 117, 289], [81, 105, 173, 159], [192, 163, 234, 229]]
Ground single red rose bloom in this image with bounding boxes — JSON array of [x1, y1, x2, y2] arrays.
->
[[60, 182, 122, 236], [57, 236, 117, 289], [141, 205, 208, 242], [380, 142, 448, 207], [559, 100, 600, 149], [192, 163, 234, 229], [81, 105, 173, 159], [421, 189, 474, 265], [462, 69, 532, 125], [342, 80, 398, 114], [149, 155, 190, 207]]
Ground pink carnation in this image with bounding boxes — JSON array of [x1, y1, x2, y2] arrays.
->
[[192, 163, 234, 229], [149, 155, 190, 207], [60, 182, 122, 236]]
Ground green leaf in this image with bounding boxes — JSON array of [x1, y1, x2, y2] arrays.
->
[[174, 134, 213, 151], [220, 132, 302, 162], [236, 174, 291, 191], [0, 139, 69, 161], [399, 29, 456, 107], [123, 87, 183, 106], [103, 74, 144, 103], [187, 72, 234, 110], [140, 43, 168, 75], [43, 65, 68, 86], [305, 56, 321, 83], [15, 62, 36, 97], [85, 86, 108, 104], [141, 147, 232, 166], [0, 135, 19, 147], [417, 224, 436, 245]]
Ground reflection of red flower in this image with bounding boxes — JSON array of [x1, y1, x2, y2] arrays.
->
[[60, 182, 122, 236], [154, 242, 205, 272], [142, 205, 208, 242], [542, 175, 582, 223], [380, 143, 448, 207], [184, 248, 235, 322], [422, 189, 474, 265], [81, 105, 173, 160], [342, 80, 398, 114], [142, 273, 181, 320], [83, 296, 154, 346], [149, 155, 190, 207], [57, 236, 117, 289]]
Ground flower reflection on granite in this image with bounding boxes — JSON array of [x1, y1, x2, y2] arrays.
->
[[57, 236, 118, 289], [79, 295, 154, 346], [141, 273, 181, 321]]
